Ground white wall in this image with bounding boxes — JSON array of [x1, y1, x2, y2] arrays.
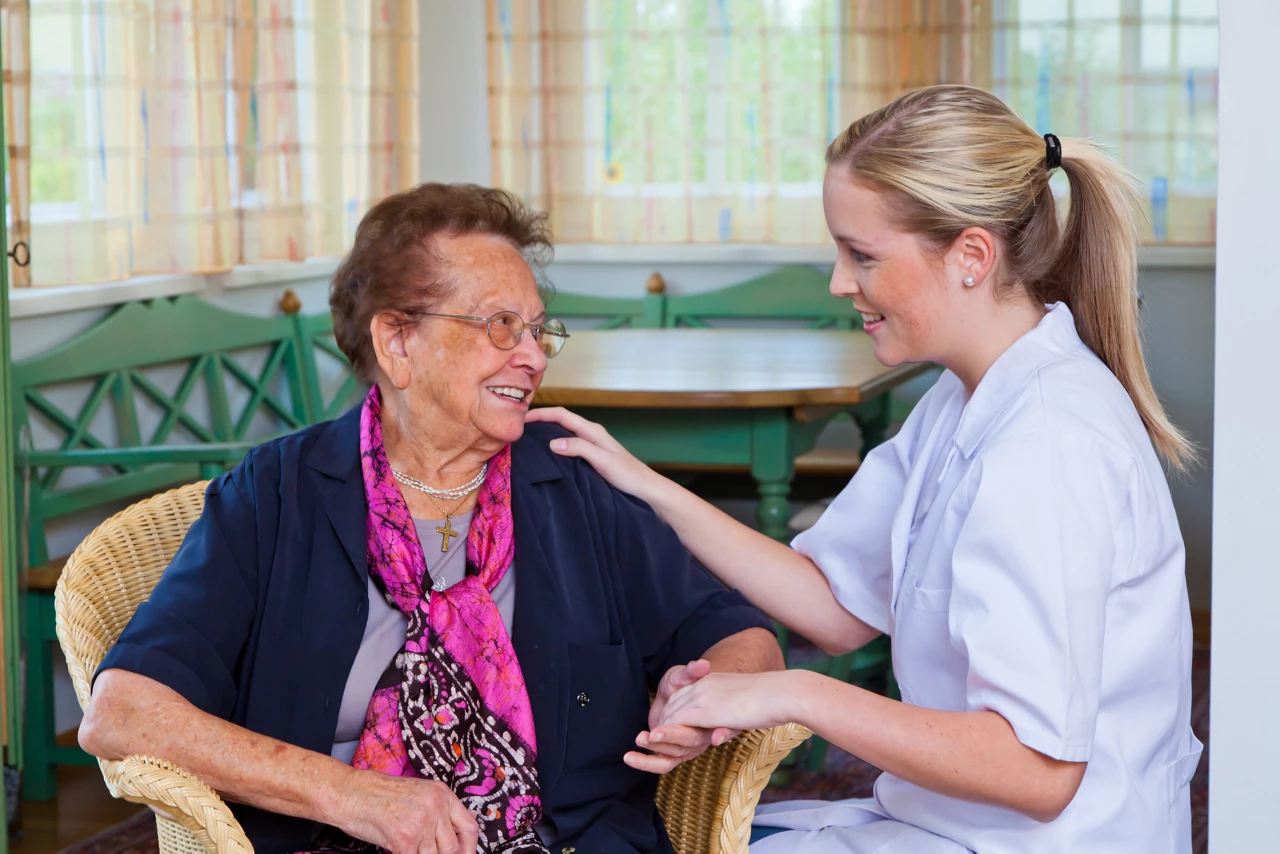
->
[[1208, 2, 1280, 849], [418, 0, 491, 185]]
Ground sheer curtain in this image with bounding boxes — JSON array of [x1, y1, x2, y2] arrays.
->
[[488, 0, 1217, 245], [7, 0, 418, 288]]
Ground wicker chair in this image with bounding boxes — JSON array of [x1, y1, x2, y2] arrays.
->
[[55, 482, 810, 854]]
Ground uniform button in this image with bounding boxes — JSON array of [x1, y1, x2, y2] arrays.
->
[[576, 692, 590, 708]]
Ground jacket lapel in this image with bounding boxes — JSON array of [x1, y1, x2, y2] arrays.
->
[[306, 406, 369, 587]]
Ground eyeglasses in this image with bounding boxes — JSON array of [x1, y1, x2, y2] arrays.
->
[[415, 310, 570, 357]]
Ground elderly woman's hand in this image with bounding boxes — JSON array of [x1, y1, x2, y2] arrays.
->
[[526, 407, 663, 503], [624, 660, 739, 774], [337, 770, 480, 854]]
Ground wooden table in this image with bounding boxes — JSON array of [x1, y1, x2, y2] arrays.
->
[[537, 329, 930, 541]]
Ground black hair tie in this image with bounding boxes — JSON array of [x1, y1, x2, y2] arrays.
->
[[1044, 133, 1063, 170]]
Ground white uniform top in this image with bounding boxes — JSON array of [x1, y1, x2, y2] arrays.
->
[[790, 303, 1201, 853]]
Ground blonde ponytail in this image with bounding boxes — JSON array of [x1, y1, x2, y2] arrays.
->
[[827, 85, 1195, 471], [1050, 141, 1196, 470]]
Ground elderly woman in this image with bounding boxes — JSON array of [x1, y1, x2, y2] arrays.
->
[[79, 183, 782, 854]]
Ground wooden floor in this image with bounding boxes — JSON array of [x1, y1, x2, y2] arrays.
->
[[10, 765, 143, 854]]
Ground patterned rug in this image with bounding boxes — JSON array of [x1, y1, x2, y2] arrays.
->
[[58, 810, 155, 854], [58, 651, 1211, 854], [761, 648, 1211, 854]]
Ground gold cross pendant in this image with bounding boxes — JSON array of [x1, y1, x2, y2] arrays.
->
[[436, 516, 458, 552]]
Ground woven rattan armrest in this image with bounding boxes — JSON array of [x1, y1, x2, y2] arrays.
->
[[656, 723, 811, 854], [99, 755, 253, 854]]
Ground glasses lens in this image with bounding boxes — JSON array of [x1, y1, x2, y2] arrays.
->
[[488, 311, 523, 350], [540, 319, 567, 357]]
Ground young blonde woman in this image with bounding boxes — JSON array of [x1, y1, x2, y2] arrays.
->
[[528, 85, 1201, 853]]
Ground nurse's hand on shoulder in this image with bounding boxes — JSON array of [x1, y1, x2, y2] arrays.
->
[[656, 671, 800, 734], [337, 769, 479, 854], [625, 660, 738, 774], [526, 407, 656, 499]]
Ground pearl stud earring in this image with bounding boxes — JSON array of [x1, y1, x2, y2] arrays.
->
[[962, 275, 977, 288]]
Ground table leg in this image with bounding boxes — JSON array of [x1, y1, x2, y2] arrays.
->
[[853, 393, 893, 456], [756, 481, 792, 543], [750, 411, 795, 543]]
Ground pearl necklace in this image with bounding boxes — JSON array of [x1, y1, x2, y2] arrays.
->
[[391, 462, 488, 501]]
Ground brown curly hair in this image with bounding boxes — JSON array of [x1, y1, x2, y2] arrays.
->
[[330, 183, 553, 383]]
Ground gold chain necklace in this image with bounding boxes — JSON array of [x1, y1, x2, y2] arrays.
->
[[421, 490, 476, 556]]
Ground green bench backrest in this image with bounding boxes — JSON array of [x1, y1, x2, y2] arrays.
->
[[663, 265, 860, 330], [546, 290, 665, 329], [293, 311, 369, 423], [10, 297, 346, 567]]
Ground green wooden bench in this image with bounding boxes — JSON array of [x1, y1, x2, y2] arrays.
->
[[10, 295, 363, 799]]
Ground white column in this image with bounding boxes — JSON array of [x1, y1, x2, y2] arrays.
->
[[418, 0, 492, 185], [1210, 1, 1280, 849]]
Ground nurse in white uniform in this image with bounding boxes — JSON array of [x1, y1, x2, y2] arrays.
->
[[530, 84, 1201, 853]]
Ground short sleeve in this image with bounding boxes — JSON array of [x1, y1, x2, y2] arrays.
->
[[96, 461, 262, 718], [791, 416, 918, 636], [610, 489, 774, 685], [949, 432, 1136, 762]]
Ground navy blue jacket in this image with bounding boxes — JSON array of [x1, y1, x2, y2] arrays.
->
[[99, 407, 772, 853]]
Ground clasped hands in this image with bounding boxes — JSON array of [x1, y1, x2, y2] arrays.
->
[[625, 659, 788, 774]]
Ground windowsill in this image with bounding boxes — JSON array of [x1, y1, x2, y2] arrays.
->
[[8, 244, 1215, 319], [9, 257, 341, 319]]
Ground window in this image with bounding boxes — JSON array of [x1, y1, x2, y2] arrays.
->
[[489, 0, 1218, 245], [7, 0, 419, 288]]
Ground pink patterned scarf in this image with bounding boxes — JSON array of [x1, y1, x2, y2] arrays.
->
[[346, 386, 545, 852]]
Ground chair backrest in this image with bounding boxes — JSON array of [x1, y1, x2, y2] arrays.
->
[[56, 480, 209, 709], [11, 297, 310, 567], [663, 264, 860, 330]]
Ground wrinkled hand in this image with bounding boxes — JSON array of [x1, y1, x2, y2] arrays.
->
[[657, 671, 798, 735], [525, 407, 658, 500], [624, 660, 738, 774], [338, 770, 479, 854]]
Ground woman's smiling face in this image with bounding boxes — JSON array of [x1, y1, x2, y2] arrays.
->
[[822, 165, 955, 367], [392, 232, 549, 451]]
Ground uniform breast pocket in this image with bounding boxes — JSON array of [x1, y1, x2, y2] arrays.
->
[[906, 580, 951, 612], [564, 641, 645, 771], [893, 581, 955, 705]]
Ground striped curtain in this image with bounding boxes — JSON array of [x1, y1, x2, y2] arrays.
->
[[488, 0, 1217, 246], [6, 0, 419, 288]]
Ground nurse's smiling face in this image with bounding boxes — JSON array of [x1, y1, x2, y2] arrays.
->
[[822, 165, 965, 367]]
